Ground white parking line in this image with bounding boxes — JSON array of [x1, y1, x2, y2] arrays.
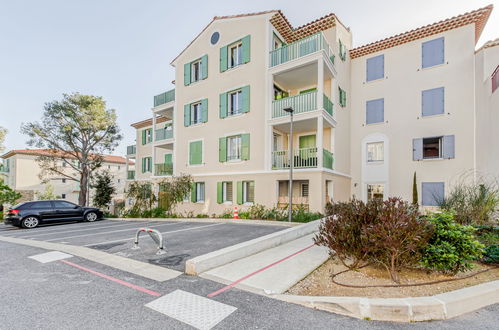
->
[[44, 222, 183, 242], [0, 220, 131, 237], [83, 223, 224, 247], [9, 221, 160, 239]]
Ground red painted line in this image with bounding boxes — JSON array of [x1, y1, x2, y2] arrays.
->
[[60, 260, 161, 297], [207, 243, 315, 298]]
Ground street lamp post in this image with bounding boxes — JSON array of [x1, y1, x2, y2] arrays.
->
[[284, 107, 294, 222]]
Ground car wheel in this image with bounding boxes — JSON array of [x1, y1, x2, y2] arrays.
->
[[21, 216, 40, 229], [85, 212, 98, 222]]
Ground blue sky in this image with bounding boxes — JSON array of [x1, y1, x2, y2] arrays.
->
[[1, 0, 497, 156]]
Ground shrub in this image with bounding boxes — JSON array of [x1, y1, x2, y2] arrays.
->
[[439, 181, 499, 225], [315, 198, 382, 270], [483, 245, 499, 264], [421, 211, 485, 273], [365, 198, 431, 283]]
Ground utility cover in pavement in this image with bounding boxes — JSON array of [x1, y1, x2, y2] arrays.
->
[[28, 251, 73, 263], [145, 289, 236, 330]]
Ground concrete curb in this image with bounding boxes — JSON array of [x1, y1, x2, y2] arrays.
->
[[110, 217, 301, 227], [274, 280, 499, 322], [185, 220, 320, 275], [0, 235, 181, 282]]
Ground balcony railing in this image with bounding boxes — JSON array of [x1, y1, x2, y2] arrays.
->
[[155, 127, 173, 141], [154, 88, 175, 107], [126, 145, 136, 155], [127, 170, 135, 180], [270, 33, 335, 67], [154, 163, 173, 176], [272, 147, 318, 169], [0, 165, 9, 173], [323, 149, 334, 170], [272, 91, 334, 118]]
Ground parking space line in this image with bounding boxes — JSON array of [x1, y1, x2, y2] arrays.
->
[[0, 220, 134, 237], [8, 221, 160, 239], [60, 259, 161, 297], [84, 223, 224, 247], [44, 222, 182, 242]]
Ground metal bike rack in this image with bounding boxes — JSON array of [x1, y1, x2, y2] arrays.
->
[[132, 227, 166, 255]]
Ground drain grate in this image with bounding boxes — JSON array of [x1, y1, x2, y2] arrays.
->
[[149, 254, 190, 266]]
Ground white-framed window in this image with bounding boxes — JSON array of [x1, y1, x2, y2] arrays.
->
[[367, 142, 384, 162], [229, 42, 243, 68], [223, 182, 233, 202], [196, 182, 205, 202], [242, 181, 254, 203], [191, 59, 201, 82], [301, 183, 309, 197], [367, 184, 384, 201], [227, 135, 242, 161], [229, 90, 242, 116], [190, 102, 202, 125]]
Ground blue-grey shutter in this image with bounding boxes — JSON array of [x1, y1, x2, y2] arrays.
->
[[413, 138, 423, 161], [366, 98, 384, 124], [422, 87, 444, 116], [422, 182, 445, 206], [366, 55, 384, 82], [442, 135, 455, 159], [422, 37, 444, 68]]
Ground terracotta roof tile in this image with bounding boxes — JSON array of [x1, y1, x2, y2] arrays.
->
[[269, 11, 339, 43], [350, 5, 493, 59]]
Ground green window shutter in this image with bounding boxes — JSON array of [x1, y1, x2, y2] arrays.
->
[[184, 62, 191, 86], [164, 154, 172, 165], [184, 104, 191, 127], [191, 182, 197, 202], [220, 45, 228, 72], [201, 55, 208, 79], [201, 99, 208, 123], [141, 158, 146, 173], [141, 130, 146, 145], [219, 92, 228, 118], [236, 181, 243, 205], [219, 137, 227, 162], [241, 134, 250, 160], [241, 85, 250, 113], [189, 141, 202, 165], [217, 182, 223, 204], [241, 35, 251, 64]]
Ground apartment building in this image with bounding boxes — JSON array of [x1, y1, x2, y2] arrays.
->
[[126, 5, 497, 214], [1, 149, 131, 206]]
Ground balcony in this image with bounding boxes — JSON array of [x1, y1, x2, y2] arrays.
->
[[126, 145, 136, 155], [269, 33, 334, 68], [127, 170, 135, 180], [154, 89, 175, 107], [272, 147, 334, 170], [272, 91, 333, 118], [154, 163, 173, 176], [155, 127, 173, 141]]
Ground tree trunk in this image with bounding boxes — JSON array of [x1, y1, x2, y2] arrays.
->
[[79, 167, 88, 206]]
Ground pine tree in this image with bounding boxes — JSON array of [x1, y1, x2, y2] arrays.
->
[[91, 171, 115, 208], [412, 172, 418, 206]]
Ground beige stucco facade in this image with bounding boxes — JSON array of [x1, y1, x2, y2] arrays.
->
[[126, 6, 498, 215]]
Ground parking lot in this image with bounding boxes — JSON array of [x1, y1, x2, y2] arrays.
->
[[0, 219, 285, 271]]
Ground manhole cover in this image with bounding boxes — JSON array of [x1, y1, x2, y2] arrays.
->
[[149, 254, 190, 266], [90, 242, 126, 250]]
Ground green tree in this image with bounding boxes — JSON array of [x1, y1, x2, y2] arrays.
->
[[21, 93, 122, 206], [0, 180, 22, 213], [157, 174, 193, 214], [0, 127, 6, 153], [91, 170, 116, 208], [35, 184, 60, 200], [126, 181, 156, 217], [412, 172, 418, 206]]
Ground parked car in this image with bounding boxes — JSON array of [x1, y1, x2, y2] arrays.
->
[[4, 200, 103, 229]]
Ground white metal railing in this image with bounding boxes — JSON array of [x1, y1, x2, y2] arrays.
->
[[272, 147, 318, 169]]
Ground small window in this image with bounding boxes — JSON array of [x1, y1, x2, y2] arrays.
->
[[227, 135, 242, 161], [242, 181, 254, 203], [62, 162, 67, 167], [191, 60, 201, 82], [223, 182, 233, 202], [195, 182, 205, 202], [422, 182, 444, 206], [32, 201, 53, 209], [229, 42, 243, 68], [367, 184, 384, 201], [117, 179, 120, 183], [367, 142, 384, 162], [61, 194, 66, 199], [423, 137, 442, 159], [422, 37, 444, 69], [301, 183, 309, 197], [62, 179, 66, 183], [118, 166, 120, 170], [229, 90, 243, 116], [190, 103, 202, 125], [108, 165, 111, 169]]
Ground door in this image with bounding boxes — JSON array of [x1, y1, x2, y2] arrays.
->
[[30, 201, 57, 221], [53, 201, 82, 220], [298, 135, 317, 167]]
